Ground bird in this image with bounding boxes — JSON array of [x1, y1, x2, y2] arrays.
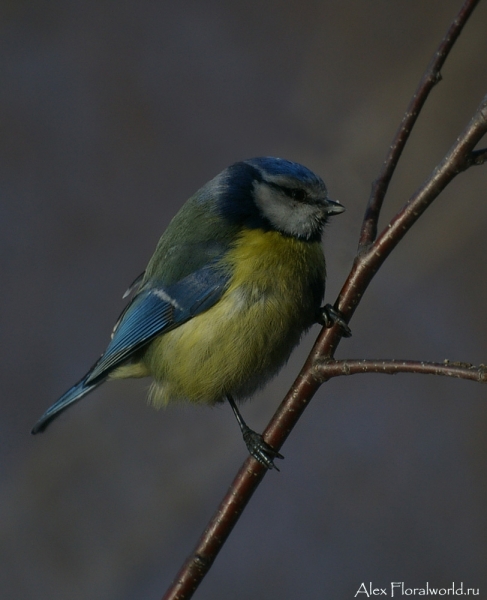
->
[[31, 157, 349, 469]]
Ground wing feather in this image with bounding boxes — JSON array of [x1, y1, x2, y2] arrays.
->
[[86, 262, 229, 383]]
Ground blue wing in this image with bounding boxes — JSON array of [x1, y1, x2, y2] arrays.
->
[[87, 262, 229, 382], [31, 261, 229, 434]]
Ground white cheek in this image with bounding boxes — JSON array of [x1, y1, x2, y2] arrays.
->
[[253, 183, 320, 237]]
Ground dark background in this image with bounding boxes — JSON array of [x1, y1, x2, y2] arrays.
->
[[2, 1, 487, 598]]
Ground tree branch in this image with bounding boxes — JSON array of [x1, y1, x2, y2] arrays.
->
[[161, 3, 486, 598], [314, 358, 487, 384], [358, 0, 482, 249], [335, 91, 487, 331], [161, 99, 487, 600]]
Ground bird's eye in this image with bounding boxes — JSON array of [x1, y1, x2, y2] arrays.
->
[[289, 188, 307, 202]]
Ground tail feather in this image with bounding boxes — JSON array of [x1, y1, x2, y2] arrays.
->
[[31, 376, 104, 434]]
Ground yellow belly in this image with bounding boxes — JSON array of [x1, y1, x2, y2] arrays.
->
[[138, 229, 325, 406]]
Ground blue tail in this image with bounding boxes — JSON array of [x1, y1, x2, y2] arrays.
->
[[31, 376, 104, 434]]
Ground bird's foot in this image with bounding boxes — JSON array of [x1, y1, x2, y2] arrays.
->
[[242, 425, 283, 471], [318, 304, 352, 337]]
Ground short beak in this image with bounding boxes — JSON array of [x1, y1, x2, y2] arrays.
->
[[325, 198, 345, 215]]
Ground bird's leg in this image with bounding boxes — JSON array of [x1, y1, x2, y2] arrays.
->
[[226, 394, 283, 470], [318, 304, 352, 337]]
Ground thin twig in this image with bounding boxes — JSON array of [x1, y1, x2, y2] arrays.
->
[[336, 92, 487, 327], [358, 0, 482, 249], [313, 358, 487, 384]]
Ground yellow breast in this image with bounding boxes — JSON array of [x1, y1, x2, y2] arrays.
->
[[141, 228, 326, 407]]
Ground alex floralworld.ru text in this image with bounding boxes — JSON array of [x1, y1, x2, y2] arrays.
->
[[354, 582, 479, 597]]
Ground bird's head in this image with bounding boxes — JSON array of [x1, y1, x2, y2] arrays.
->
[[212, 157, 345, 241]]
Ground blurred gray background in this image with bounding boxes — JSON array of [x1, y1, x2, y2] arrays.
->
[[2, 1, 487, 598]]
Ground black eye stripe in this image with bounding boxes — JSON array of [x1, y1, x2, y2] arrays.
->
[[266, 182, 308, 202]]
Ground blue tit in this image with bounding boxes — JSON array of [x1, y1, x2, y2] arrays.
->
[[31, 157, 348, 469]]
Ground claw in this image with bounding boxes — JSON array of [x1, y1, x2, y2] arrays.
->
[[227, 394, 283, 470], [242, 426, 284, 470], [318, 304, 352, 337]]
